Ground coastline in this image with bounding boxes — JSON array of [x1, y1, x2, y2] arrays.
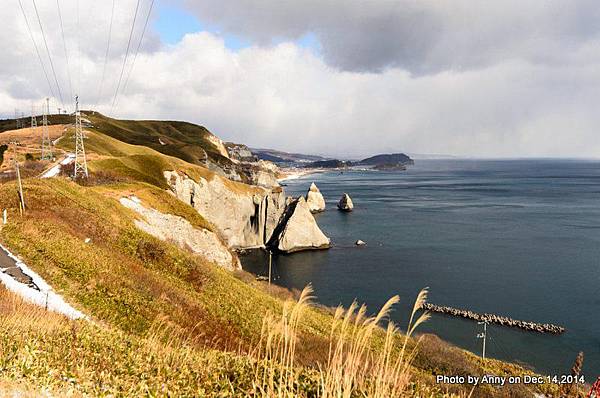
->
[[277, 167, 324, 182]]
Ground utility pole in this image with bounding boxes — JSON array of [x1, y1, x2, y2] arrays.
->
[[477, 321, 488, 359], [11, 143, 25, 215], [268, 250, 272, 286], [41, 98, 53, 160], [73, 95, 88, 179]]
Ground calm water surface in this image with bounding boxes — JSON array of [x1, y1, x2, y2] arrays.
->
[[240, 159, 600, 377]]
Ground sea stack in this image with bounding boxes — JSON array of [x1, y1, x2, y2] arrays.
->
[[306, 182, 326, 213], [269, 197, 331, 253], [337, 193, 354, 212]]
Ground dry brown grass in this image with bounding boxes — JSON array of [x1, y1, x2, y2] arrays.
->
[[0, 286, 68, 333], [252, 285, 432, 397], [0, 125, 67, 146]]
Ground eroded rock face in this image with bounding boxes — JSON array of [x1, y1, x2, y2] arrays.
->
[[165, 171, 287, 249], [204, 133, 230, 159], [338, 193, 354, 212], [120, 196, 240, 271], [306, 182, 326, 213], [269, 197, 330, 253], [165, 170, 331, 254]]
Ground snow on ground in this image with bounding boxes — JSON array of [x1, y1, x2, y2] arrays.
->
[[41, 153, 75, 178], [0, 244, 87, 320]]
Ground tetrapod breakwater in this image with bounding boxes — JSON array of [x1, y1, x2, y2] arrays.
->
[[422, 303, 565, 335]]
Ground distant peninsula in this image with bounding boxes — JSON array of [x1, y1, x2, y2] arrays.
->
[[304, 153, 415, 170], [251, 148, 414, 171]]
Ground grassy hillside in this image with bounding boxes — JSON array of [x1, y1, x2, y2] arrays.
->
[[0, 126, 566, 397], [84, 112, 233, 168], [0, 114, 72, 134]]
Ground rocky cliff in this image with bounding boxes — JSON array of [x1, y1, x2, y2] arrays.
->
[[120, 196, 240, 270], [164, 170, 329, 253], [268, 197, 330, 253]]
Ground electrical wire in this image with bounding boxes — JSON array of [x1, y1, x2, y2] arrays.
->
[[17, 0, 56, 100], [31, 0, 65, 109], [117, 0, 156, 108], [95, 0, 115, 112], [110, 0, 142, 114], [55, 0, 73, 112]]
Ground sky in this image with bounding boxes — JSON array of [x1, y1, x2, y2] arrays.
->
[[2, 0, 600, 158]]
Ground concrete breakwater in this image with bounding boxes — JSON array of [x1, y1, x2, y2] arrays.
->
[[422, 303, 565, 335]]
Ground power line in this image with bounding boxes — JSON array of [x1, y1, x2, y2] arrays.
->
[[118, 0, 156, 107], [31, 0, 65, 109], [17, 0, 56, 99], [95, 0, 116, 111], [76, 0, 81, 105], [55, 0, 73, 112], [111, 0, 142, 114]]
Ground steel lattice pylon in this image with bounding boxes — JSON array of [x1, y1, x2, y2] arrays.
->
[[73, 96, 88, 179], [41, 98, 53, 160], [30, 104, 37, 133]]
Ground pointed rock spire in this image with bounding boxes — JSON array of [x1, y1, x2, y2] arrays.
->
[[306, 182, 326, 213]]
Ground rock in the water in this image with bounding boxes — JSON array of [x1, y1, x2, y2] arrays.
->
[[269, 197, 330, 253], [355, 240, 366, 246], [306, 182, 326, 213], [337, 193, 354, 212]]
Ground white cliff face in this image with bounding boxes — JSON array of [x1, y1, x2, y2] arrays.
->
[[120, 196, 240, 271], [204, 133, 230, 159], [252, 168, 280, 188], [306, 182, 326, 213], [270, 197, 330, 253], [164, 170, 331, 254], [164, 171, 287, 249]]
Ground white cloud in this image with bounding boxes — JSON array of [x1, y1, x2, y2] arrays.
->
[[2, 1, 600, 158]]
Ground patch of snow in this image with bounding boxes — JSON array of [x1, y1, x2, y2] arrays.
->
[[0, 244, 87, 320], [41, 154, 75, 179]]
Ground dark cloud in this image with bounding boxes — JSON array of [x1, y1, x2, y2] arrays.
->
[[3, 1, 600, 158], [182, 0, 600, 73]]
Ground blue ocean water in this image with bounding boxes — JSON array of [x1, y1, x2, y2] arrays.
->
[[240, 159, 600, 377]]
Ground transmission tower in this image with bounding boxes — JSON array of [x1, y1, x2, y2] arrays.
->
[[73, 95, 88, 179], [14, 109, 21, 129], [30, 104, 38, 135], [41, 98, 53, 160]]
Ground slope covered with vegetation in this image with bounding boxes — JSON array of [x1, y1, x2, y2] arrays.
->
[[84, 112, 233, 168], [0, 121, 565, 397]]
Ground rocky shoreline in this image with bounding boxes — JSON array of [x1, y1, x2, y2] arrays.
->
[[422, 303, 565, 335]]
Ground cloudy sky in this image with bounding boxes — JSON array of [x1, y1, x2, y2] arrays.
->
[[2, 0, 600, 158]]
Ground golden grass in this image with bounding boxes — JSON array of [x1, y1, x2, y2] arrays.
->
[[0, 287, 68, 335], [252, 286, 436, 398]]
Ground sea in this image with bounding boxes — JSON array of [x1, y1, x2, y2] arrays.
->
[[240, 159, 600, 378]]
